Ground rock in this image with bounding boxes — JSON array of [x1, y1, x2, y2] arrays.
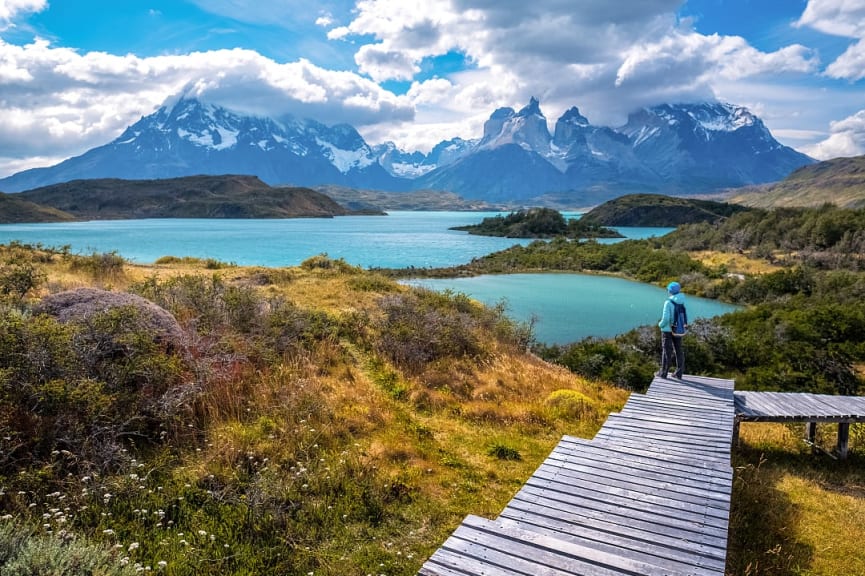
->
[[36, 288, 183, 346]]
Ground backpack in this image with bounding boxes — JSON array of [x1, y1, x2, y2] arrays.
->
[[670, 300, 688, 336]]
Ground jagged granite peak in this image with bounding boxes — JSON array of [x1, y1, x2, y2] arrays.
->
[[516, 96, 543, 118], [480, 97, 552, 153], [552, 106, 592, 149]]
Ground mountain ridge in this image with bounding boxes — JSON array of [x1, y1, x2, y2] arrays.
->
[[0, 96, 815, 205]]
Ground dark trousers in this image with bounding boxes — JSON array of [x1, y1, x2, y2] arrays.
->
[[660, 332, 684, 377]]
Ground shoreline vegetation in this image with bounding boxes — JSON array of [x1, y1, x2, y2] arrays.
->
[[0, 198, 863, 574], [449, 207, 623, 239]]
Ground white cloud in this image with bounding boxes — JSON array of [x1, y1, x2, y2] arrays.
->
[[797, 0, 865, 80], [330, 0, 824, 137], [0, 0, 45, 25], [796, 0, 865, 38], [802, 109, 865, 159], [825, 39, 865, 80], [0, 38, 413, 173]]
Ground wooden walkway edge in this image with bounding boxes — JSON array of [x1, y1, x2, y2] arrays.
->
[[419, 375, 737, 576]]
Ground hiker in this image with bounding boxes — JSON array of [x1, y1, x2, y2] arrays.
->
[[658, 281, 687, 379]]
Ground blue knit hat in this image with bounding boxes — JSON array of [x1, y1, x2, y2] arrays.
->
[[667, 281, 681, 294]]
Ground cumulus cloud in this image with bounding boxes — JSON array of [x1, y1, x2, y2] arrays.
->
[[0, 0, 46, 26], [803, 109, 865, 159], [0, 38, 413, 174], [797, 0, 865, 80], [616, 32, 818, 90], [796, 0, 865, 38]]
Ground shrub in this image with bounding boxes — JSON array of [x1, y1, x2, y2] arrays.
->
[[300, 254, 360, 274], [545, 389, 597, 420], [487, 443, 522, 461], [0, 521, 135, 576], [0, 304, 187, 478], [66, 251, 126, 281], [375, 290, 484, 374]]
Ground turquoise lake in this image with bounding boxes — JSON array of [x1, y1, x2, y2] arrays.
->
[[0, 212, 669, 268], [0, 212, 739, 343], [405, 274, 739, 344]]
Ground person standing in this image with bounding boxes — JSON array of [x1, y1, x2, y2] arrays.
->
[[658, 281, 687, 379]]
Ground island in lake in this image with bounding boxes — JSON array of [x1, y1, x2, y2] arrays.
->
[[451, 207, 623, 238]]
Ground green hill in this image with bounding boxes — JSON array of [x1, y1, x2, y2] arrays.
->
[[580, 193, 751, 227], [0, 192, 76, 223], [729, 155, 865, 208], [14, 174, 367, 220]]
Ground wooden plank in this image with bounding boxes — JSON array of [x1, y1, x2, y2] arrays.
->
[[503, 494, 729, 554], [540, 454, 731, 504], [592, 429, 731, 462], [529, 464, 731, 519], [556, 437, 734, 481], [511, 483, 731, 539], [515, 480, 730, 533], [498, 511, 726, 575], [604, 413, 734, 439], [548, 444, 733, 492], [459, 515, 709, 576]]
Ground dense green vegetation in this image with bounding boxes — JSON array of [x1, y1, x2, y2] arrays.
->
[[450, 207, 622, 238], [663, 203, 865, 270], [580, 193, 751, 227]]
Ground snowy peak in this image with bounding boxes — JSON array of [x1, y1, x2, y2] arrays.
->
[[113, 97, 380, 174], [621, 102, 770, 147], [480, 97, 552, 153]]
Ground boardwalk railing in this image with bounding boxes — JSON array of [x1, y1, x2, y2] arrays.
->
[[419, 375, 737, 576], [734, 391, 865, 459]]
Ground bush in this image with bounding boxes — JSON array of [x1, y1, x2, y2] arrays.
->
[[0, 521, 135, 576], [375, 290, 485, 374], [0, 304, 187, 478], [545, 389, 596, 420]]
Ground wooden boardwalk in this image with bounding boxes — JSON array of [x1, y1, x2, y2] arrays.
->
[[734, 391, 865, 459], [419, 375, 737, 576]]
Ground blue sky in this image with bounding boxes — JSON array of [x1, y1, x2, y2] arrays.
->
[[1, 0, 865, 177]]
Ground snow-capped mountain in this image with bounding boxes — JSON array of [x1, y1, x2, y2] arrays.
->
[[618, 102, 813, 190], [0, 97, 407, 193], [410, 99, 814, 203], [0, 95, 814, 205]]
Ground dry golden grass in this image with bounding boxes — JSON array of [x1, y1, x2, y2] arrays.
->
[[692, 250, 783, 275], [732, 422, 865, 576]]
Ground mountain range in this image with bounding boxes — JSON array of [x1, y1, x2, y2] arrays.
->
[[0, 95, 815, 205]]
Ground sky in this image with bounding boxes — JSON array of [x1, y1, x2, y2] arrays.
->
[[1, 0, 865, 178]]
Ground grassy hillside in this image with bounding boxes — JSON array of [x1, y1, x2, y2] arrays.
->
[[0, 191, 76, 223], [14, 175, 363, 220], [0, 240, 861, 574], [580, 193, 751, 226], [730, 155, 865, 208], [0, 244, 626, 575]]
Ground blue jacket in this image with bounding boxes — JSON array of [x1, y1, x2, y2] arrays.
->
[[659, 292, 686, 333]]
